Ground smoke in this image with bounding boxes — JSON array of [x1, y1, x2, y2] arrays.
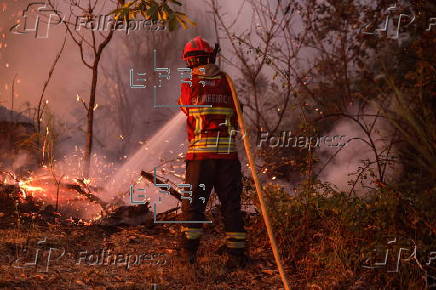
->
[[0, 0, 275, 219], [0, 0, 216, 165], [11, 151, 30, 170], [317, 104, 402, 193]]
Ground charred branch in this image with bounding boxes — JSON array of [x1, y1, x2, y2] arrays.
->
[[140, 170, 182, 202], [63, 183, 108, 213]]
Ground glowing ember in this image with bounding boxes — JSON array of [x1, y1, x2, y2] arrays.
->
[[2, 170, 103, 220], [18, 179, 45, 197], [74, 178, 91, 185]]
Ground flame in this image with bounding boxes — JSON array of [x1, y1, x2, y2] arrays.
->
[[73, 178, 91, 185], [18, 178, 45, 198], [2, 168, 104, 221]]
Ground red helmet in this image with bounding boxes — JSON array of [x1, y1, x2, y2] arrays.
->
[[182, 36, 214, 61]]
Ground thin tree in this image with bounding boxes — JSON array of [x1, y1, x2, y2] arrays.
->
[[211, 0, 304, 139], [47, 0, 193, 177], [47, 0, 117, 177]]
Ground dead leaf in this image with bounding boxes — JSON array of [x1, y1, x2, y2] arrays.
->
[[141, 235, 154, 239], [261, 269, 274, 275]]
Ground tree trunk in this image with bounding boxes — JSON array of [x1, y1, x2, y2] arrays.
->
[[84, 64, 99, 177], [83, 28, 114, 177]]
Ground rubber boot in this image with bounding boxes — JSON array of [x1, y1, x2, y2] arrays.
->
[[225, 248, 248, 270], [178, 235, 200, 264]]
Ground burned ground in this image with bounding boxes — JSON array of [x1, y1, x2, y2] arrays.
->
[[0, 184, 284, 289]]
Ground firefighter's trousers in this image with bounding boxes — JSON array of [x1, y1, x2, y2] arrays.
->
[[180, 159, 246, 254]]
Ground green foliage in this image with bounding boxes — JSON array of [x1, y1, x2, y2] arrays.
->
[[247, 182, 434, 288], [375, 80, 436, 182], [231, 0, 435, 287], [370, 31, 436, 187], [110, 0, 196, 31]]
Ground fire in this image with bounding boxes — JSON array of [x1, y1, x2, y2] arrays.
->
[[19, 180, 45, 196], [16, 177, 45, 198], [1, 173, 44, 198], [73, 178, 92, 185], [2, 169, 105, 221]]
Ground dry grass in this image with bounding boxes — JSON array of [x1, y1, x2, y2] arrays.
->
[[0, 213, 283, 289]]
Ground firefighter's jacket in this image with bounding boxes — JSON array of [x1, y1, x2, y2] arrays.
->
[[178, 64, 239, 160]]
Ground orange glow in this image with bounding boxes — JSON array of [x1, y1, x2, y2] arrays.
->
[[18, 178, 45, 198]]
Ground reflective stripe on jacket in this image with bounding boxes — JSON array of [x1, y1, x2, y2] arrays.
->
[[178, 64, 239, 160]]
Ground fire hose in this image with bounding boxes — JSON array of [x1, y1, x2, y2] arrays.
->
[[225, 73, 290, 290]]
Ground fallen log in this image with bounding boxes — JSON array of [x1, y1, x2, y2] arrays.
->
[[0, 184, 21, 213], [96, 203, 153, 226], [62, 183, 108, 213], [140, 170, 182, 202], [73, 178, 104, 192], [156, 206, 181, 220]]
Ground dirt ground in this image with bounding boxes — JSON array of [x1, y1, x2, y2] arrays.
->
[[0, 216, 285, 289]]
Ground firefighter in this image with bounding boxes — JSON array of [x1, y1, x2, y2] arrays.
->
[[177, 36, 248, 269]]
